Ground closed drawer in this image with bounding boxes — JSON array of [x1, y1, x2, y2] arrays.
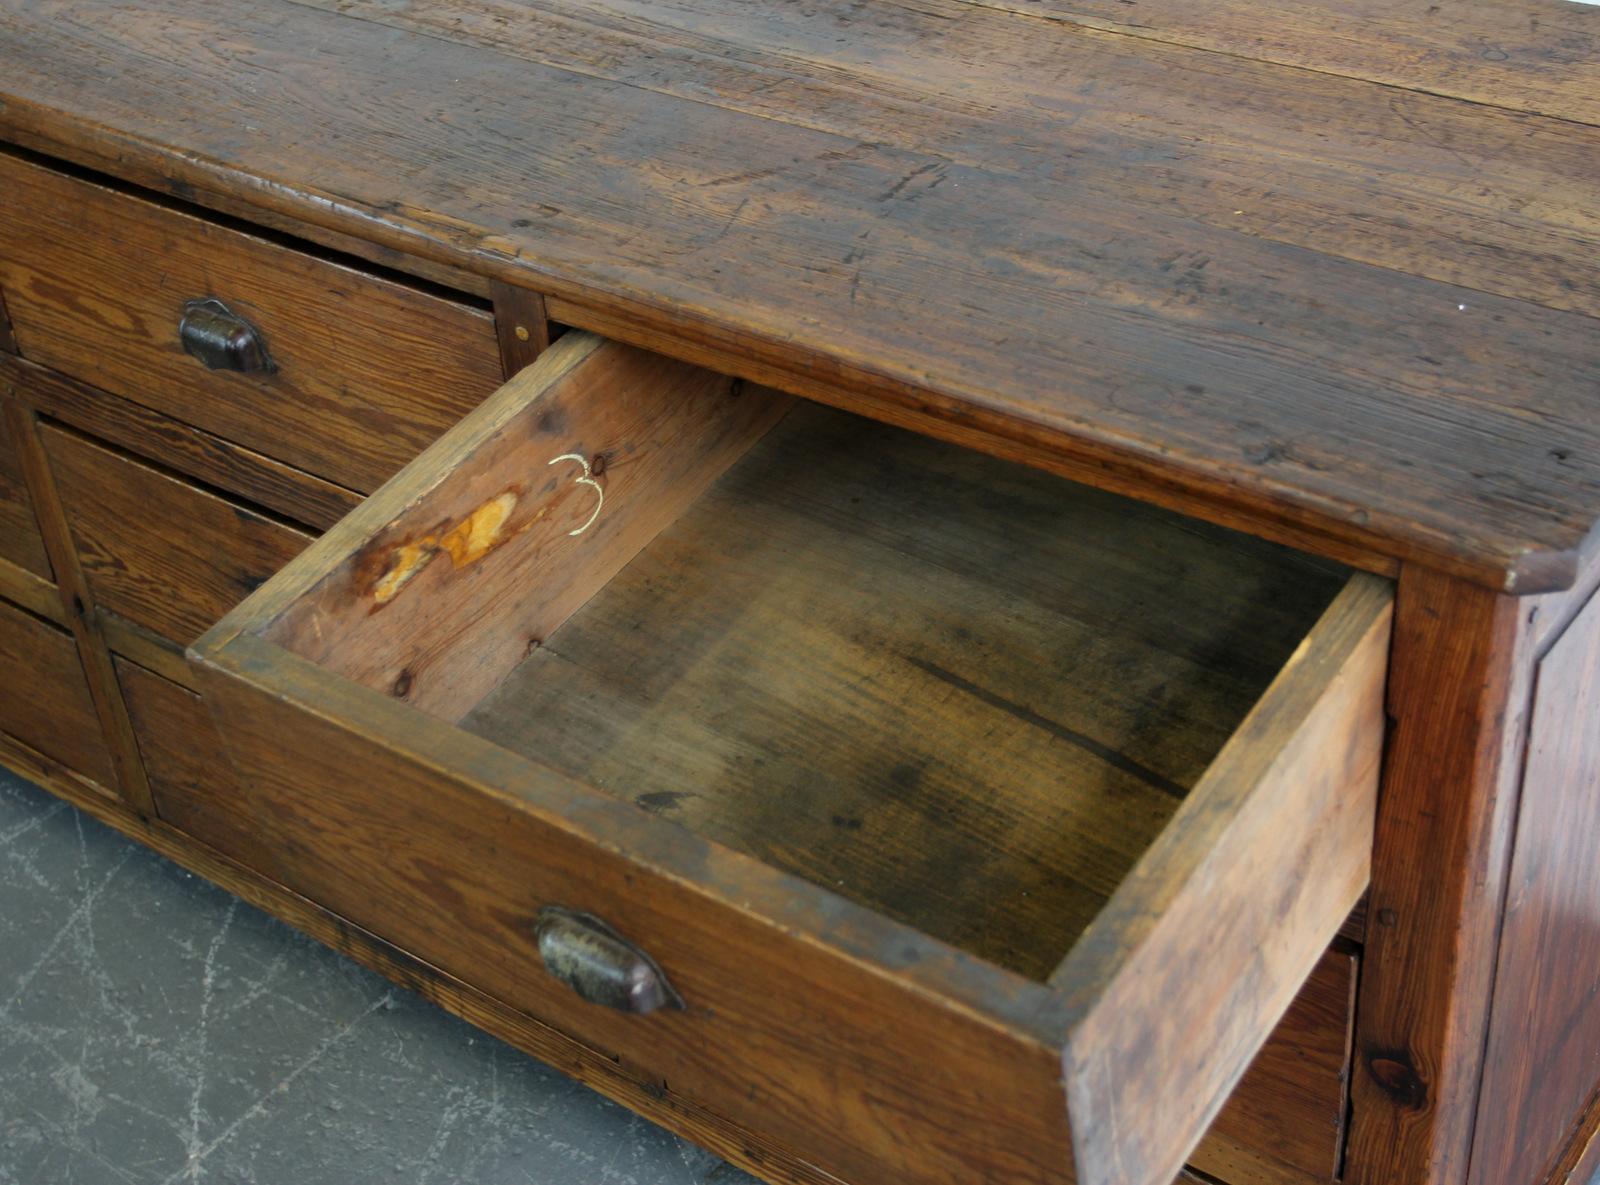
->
[[0, 400, 50, 580], [0, 595, 114, 787], [0, 153, 504, 493], [115, 658, 271, 870], [42, 426, 312, 645], [1194, 946, 1357, 1184], [193, 333, 1391, 1185]]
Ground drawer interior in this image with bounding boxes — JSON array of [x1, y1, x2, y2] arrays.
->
[[456, 403, 1347, 980], [252, 335, 1350, 982], [200, 331, 1388, 1185]]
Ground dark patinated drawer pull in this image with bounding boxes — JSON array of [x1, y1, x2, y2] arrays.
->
[[178, 298, 275, 373], [535, 906, 684, 1014]]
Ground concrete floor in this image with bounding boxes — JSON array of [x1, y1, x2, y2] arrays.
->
[[0, 767, 760, 1185]]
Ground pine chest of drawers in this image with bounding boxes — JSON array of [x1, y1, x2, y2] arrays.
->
[[3, 4, 1599, 1185]]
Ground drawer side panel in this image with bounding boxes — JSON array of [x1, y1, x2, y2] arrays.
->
[[1061, 576, 1390, 1185]]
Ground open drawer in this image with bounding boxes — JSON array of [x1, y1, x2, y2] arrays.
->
[[192, 333, 1391, 1185]]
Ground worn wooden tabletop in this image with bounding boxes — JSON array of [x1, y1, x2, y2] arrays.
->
[[1, 0, 1596, 591]]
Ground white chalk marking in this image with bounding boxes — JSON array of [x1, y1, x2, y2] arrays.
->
[[548, 453, 604, 535]]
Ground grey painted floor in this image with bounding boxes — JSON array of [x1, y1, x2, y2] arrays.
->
[[0, 767, 760, 1185]]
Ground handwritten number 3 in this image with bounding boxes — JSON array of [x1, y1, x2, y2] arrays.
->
[[547, 453, 604, 536]]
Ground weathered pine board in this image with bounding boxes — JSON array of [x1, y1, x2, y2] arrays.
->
[[292, 0, 1600, 322], [1052, 574, 1387, 1185], [2, 0, 1598, 591], [954, 0, 1600, 127]]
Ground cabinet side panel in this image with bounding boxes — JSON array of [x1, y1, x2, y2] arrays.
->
[[1469, 588, 1600, 1185]]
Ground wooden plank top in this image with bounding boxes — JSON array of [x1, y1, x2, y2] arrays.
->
[[2, 0, 1597, 591]]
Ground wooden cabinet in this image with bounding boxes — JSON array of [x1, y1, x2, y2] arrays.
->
[[3, 9, 1597, 1180], [0, 159, 1386, 1174], [191, 332, 1390, 1185]]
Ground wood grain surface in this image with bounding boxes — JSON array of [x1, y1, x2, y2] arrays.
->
[[1054, 574, 1388, 1185], [1469, 587, 1600, 1185], [2, 716, 1364, 1185], [0, 284, 15, 354], [0, 388, 50, 578], [196, 630, 1077, 1185], [0, 731, 860, 1185], [0, 150, 504, 494], [4, 351, 361, 533], [953, 0, 1600, 126], [491, 280, 555, 378], [42, 425, 312, 645], [98, 614, 196, 691], [1, 0, 1597, 590], [4, 398, 155, 812], [262, 333, 791, 721], [114, 656, 276, 872], [1193, 948, 1358, 1184], [0, 594, 115, 787], [0, 553, 60, 626], [1346, 568, 1535, 1185], [1548, 1091, 1600, 1185], [194, 322, 1387, 1184], [464, 399, 1348, 979]]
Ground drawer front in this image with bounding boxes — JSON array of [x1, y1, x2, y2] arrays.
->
[[1193, 946, 1357, 1184], [115, 658, 272, 870], [42, 426, 313, 644], [0, 153, 504, 493], [0, 595, 114, 786], [0, 401, 50, 579], [194, 334, 1390, 1185]]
